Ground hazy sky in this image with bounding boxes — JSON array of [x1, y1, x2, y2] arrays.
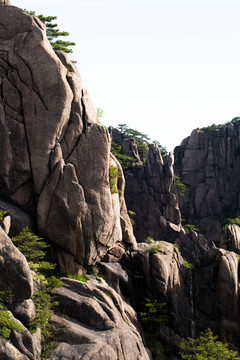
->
[[16, 0, 240, 151]]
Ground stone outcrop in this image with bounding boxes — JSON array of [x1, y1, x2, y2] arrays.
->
[[174, 120, 240, 243], [109, 127, 142, 164], [0, 5, 135, 273], [0, 227, 33, 302], [120, 240, 240, 355], [220, 224, 240, 253], [46, 277, 150, 360], [124, 145, 182, 242], [0, 223, 39, 360]]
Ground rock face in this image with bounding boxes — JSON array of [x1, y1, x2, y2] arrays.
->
[[174, 120, 240, 243], [220, 224, 240, 253], [0, 227, 33, 302], [47, 277, 150, 360], [120, 240, 240, 355], [0, 225, 39, 360], [2, 4, 240, 360], [0, 5, 135, 272], [124, 144, 182, 242]]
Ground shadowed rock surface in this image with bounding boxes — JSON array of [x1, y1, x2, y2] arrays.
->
[[174, 120, 240, 244], [124, 145, 182, 242]]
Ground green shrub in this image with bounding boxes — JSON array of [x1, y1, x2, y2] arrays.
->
[[223, 216, 240, 231], [0, 304, 23, 339], [183, 223, 199, 234], [152, 140, 169, 159], [174, 175, 186, 196], [29, 276, 61, 356], [109, 165, 120, 194], [12, 227, 56, 279], [12, 228, 49, 263], [203, 123, 223, 132], [29, 287, 60, 358], [97, 107, 104, 118], [140, 298, 168, 325], [30, 290, 56, 333], [180, 328, 239, 359], [65, 274, 88, 283], [0, 290, 23, 339], [145, 244, 161, 254], [0, 209, 8, 223], [12, 228, 62, 356], [184, 260, 194, 269], [139, 297, 168, 359], [111, 141, 137, 169], [128, 210, 136, 225], [146, 236, 153, 244]]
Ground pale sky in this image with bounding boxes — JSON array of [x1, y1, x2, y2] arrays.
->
[[15, 0, 240, 151]]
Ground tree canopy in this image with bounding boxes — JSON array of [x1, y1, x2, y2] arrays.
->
[[180, 328, 240, 360]]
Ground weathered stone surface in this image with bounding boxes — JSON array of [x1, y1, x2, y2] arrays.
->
[[0, 227, 33, 302], [9, 299, 36, 325], [119, 240, 240, 353], [218, 252, 238, 320], [0, 306, 40, 360], [220, 224, 240, 253], [124, 145, 182, 242], [0, 337, 29, 360], [122, 137, 142, 163], [47, 277, 150, 360], [174, 120, 240, 243], [0, 6, 135, 271], [0, 200, 35, 237], [2, 215, 10, 234], [122, 242, 189, 337]]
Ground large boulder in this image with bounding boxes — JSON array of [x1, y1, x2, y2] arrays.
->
[[0, 5, 135, 272]]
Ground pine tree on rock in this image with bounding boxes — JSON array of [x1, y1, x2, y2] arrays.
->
[[24, 10, 76, 53]]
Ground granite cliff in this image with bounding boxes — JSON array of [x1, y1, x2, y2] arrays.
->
[[0, 4, 135, 275], [1, 3, 240, 360], [174, 120, 240, 244]]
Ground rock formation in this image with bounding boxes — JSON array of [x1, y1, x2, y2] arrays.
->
[[174, 120, 240, 243], [124, 144, 182, 242], [0, 5, 135, 274], [48, 277, 150, 360], [110, 127, 182, 243], [2, 3, 240, 360]]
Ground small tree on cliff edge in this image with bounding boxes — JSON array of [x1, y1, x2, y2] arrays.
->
[[180, 328, 240, 359], [24, 10, 76, 53]]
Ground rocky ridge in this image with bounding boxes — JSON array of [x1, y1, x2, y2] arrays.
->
[[1, 3, 240, 360]]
